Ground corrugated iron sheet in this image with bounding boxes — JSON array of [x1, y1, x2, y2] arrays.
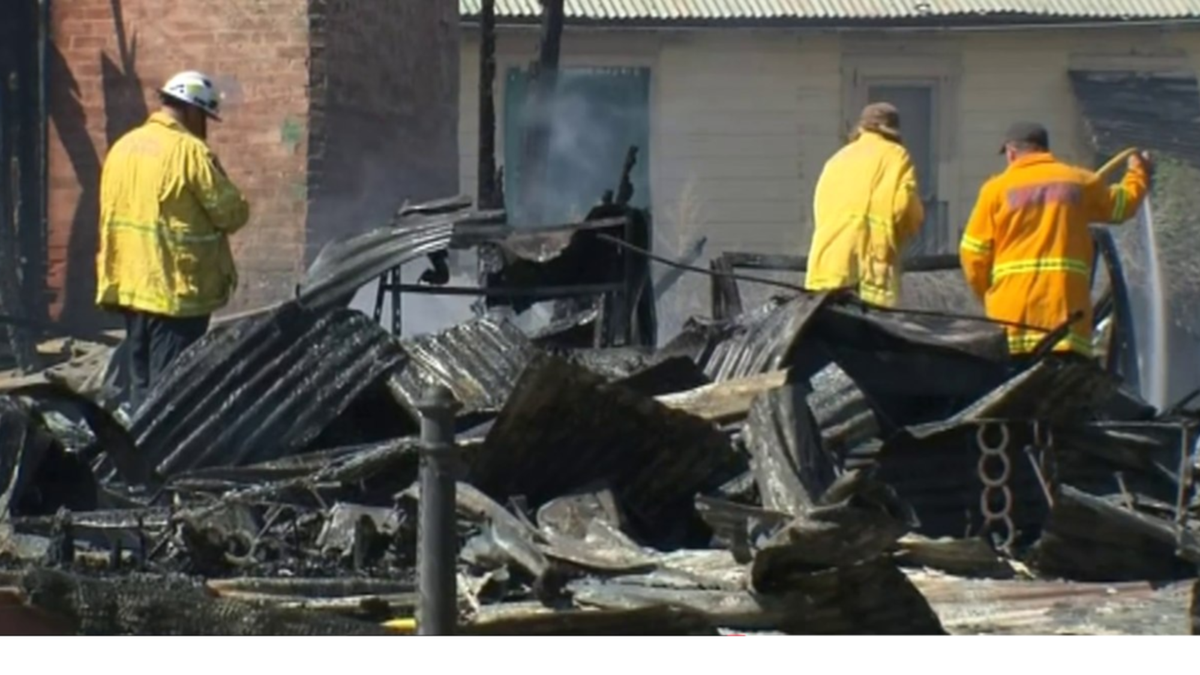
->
[[298, 220, 455, 312], [908, 570, 1195, 635], [461, 0, 1200, 22], [565, 348, 710, 397], [1029, 484, 1200, 582], [132, 304, 406, 478], [700, 293, 829, 382], [570, 556, 945, 634], [743, 383, 836, 514], [808, 363, 881, 460], [868, 424, 1052, 541], [813, 302, 1010, 363], [469, 353, 743, 545], [907, 358, 1120, 438], [388, 316, 535, 417]]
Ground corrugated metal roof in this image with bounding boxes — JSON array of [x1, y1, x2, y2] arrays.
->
[[469, 353, 743, 544], [460, 0, 1200, 22], [388, 316, 535, 418], [132, 303, 407, 478]]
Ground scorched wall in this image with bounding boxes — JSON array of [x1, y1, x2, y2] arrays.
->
[[47, 0, 459, 331]]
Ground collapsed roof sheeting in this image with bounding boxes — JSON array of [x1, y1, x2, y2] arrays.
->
[[743, 384, 836, 515], [870, 425, 1053, 542], [805, 303, 1012, 418], [570, 556, 945, 635], [909, 571, 1196, 635], [387, 316, 536, 417], [0, 398, 51, 517], [807, 363, 880, 462], [469, 354, 743, 544], [131, 304, 406, 478], [696, 293, 829, 382], [10, 383, 146, 486], [298, 218, 460, 312], [815, 301, 1010, 362], [13, 568, 393, 635], [0, 395, 100, 519], [907, 359, 1121, 439], [562, 348, 710, 398], [1030, 484, 1200, 582]]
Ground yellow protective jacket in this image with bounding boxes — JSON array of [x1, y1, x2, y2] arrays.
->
[[805, 130, 925, 307], [96, 112, 250, 317], [960, 152, 1149, 356]]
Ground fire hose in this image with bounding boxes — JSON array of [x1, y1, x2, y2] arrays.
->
[[595, 233, 1057, 335]]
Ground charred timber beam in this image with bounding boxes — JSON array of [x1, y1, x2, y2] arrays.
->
[[477, 0, 498, 209]]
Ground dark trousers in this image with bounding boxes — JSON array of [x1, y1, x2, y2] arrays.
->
[[124, 310, 210, 412]]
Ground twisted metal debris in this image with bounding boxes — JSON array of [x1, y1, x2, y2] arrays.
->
[[1, 195, 1198, 636]]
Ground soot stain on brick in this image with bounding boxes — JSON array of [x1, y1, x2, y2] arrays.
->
[[280, 117, 305, 155]]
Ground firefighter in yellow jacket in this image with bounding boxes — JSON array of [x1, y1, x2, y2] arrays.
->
[[805, 102, 925, 307], [96, 71, 250, 410], [960, 122, 1151, 358]]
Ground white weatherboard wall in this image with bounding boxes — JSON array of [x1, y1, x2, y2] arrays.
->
[[459, 24, 1200, 337]]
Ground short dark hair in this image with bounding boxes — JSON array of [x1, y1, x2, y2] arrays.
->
[[1008, 139, 1046, 153], [159, 92, 190, 112], [1000, 122, 1050, 154]]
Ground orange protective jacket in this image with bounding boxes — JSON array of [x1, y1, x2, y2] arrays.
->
[[959, 152, 1149, 356], [805, 130, 925, 307]]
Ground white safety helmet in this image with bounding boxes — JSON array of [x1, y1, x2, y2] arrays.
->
[[160, 70, 222, 120]]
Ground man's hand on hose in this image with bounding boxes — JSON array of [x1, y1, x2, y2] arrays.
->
[[1128, 150, 1154, 177]]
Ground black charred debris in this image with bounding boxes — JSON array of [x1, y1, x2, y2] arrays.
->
[[2, 198, 1199, 636]]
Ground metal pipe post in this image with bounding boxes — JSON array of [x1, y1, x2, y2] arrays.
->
[[416, 385, 462, 635]]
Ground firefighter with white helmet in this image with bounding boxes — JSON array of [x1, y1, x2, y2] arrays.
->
[[96, 70, 250, 412]]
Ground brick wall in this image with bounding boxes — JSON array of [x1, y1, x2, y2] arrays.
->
[[306, 0, 460, 263], [47, 0, 460, 330]]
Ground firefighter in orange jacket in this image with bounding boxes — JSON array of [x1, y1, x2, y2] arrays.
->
[[959, 122, 1151, 358]]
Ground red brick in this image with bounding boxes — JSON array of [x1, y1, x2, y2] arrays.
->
[[67, 35, 111, 51], [48, 1, 310, 310], [46, 0, 454, 329]]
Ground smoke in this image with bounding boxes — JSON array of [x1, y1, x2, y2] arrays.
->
[[512, 69, 650, 226]]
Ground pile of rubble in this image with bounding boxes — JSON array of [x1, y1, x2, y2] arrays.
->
[[1, 199, 1198, 635]]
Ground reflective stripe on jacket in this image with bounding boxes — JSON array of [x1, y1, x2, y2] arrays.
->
[[959, 152, 1149, 357], [804, 130, 925, 307], [96, 112, 250, 317]]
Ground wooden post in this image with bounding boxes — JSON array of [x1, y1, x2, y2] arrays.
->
[[476, 0, 498, 210]]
